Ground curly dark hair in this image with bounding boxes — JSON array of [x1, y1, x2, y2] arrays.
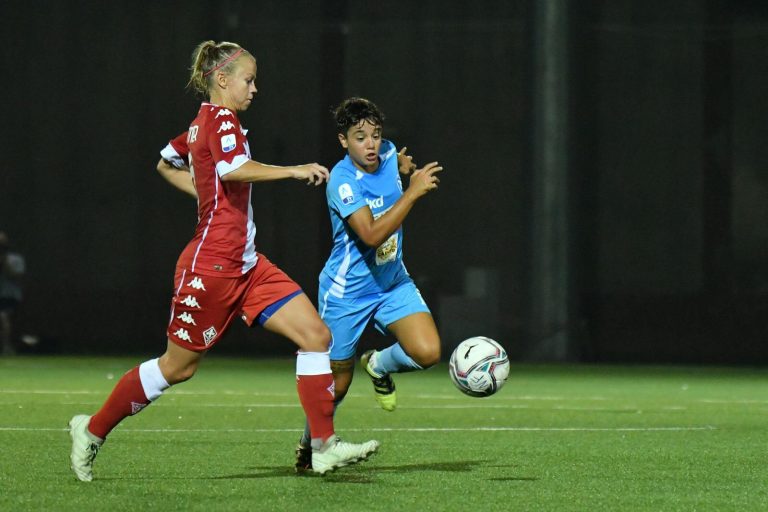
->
[[332, 97, 385, 135]]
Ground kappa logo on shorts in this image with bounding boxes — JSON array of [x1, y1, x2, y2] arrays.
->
[[177, 312, 196, 325], [203, 326, 217, 345], [173, 328, 192, 342], [187, 277, 206, 291], [180, 295, 201, 308]]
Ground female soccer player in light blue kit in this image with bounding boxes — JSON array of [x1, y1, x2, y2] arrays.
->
[[296, 97, 443, 472]]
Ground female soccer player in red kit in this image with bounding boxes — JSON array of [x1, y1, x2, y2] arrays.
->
[[68, 40, 379, 481]]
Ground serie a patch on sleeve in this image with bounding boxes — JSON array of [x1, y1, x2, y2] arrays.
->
[[220, 134, 237, 152], [338, 183, 354, 205]]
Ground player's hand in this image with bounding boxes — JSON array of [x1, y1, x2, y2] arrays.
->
[[292, 163, 329, 186], [397, 146, 416, 175], [406, 161, 442, 199]]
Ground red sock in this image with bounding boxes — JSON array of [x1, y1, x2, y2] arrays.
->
[[88, 367, 150, 439], [296, 373, 335, 442]]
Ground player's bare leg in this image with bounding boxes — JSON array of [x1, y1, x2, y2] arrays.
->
[[264, 294, 379, 474], [362, 312, 441, 411], [157, 339, 205, 384], [387, 312, 441, 368]]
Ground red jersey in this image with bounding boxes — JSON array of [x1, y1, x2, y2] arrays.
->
[[160, 131, 190, 168], [175, 103, 258, 277]]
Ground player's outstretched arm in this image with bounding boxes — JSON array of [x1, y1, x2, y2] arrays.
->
[[221, 160, 329, 186], [347, 161, 442, 248], [156, 158, 197, 198]]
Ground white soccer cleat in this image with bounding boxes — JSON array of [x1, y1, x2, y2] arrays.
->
[[68, 415, 102, 482], [311, 437, 380, 475]]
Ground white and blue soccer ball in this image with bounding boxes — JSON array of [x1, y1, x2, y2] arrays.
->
[[449, 336, 510, 397]]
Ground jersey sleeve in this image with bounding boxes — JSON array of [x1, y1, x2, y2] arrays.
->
[[327, 168, 367, 219], [206, 109, 249, 177], [160, 131, 189, 169], [379, 139, 397, 165]]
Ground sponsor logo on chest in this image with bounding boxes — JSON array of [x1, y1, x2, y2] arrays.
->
[[366, 196, 384, 209]]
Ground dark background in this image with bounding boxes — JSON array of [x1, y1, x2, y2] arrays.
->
[[1, 1, 766, 364]]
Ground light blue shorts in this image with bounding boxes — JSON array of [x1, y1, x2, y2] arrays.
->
[[318, 278, 431, 361]]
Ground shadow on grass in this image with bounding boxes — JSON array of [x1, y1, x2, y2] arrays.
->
[[213, 459, 528, 483], [210, 467, 373, 483]]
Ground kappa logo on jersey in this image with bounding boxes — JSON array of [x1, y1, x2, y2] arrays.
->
[[203, 326, 217, 345], [220, 133, 236, 153], [366, 196, 384, 209], [130, 402, 147, 415], [355, 170, 364, 180], [177, 312, 196, 325], [215, 108, 233, 119], [180, 295, 201, 308], [217, 120, 235, 133], [338, 183, 354, 205], [186, 277, 206, 291], [173, 328, 192, 342]]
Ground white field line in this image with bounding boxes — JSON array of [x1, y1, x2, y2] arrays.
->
[[48, 402, 670, 412], [0, 425, 717, 433], [0, 389, 297, 397], [698, 399, 768, 404], [0, 388, 764, 406]]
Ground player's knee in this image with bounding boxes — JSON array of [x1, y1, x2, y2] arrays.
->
[[302, 322, 331, 352], [175, 365, 197, 384], [411, 342, 441, 368], [161, 361, 198, 385]]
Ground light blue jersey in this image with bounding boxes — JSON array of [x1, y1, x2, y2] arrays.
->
[[319, 140, 409, 298]]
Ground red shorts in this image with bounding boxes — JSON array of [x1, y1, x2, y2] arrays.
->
[[166, 253, 302, 351]]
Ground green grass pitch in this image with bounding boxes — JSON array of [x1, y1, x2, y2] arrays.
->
[[0, 356, 765, 511]]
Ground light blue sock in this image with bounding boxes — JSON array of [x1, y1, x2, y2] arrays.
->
[[372, 343, 423, 375]]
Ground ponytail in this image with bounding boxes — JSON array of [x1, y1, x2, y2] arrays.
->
[[187, 41, 250, 97]]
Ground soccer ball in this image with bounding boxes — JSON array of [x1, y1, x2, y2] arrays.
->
[[448, 336, 510, 397]]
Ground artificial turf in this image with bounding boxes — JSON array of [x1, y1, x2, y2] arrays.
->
[[0, 356, 765, 511]]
